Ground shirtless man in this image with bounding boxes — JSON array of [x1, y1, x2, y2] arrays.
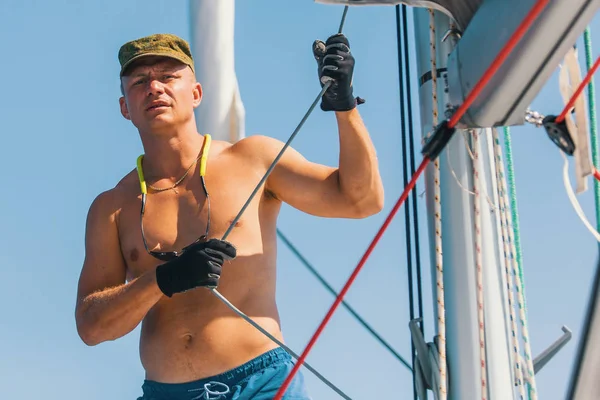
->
[[75, 33, 384, 399]]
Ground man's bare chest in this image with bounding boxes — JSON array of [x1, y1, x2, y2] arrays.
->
[[117, 165, 274, 278]]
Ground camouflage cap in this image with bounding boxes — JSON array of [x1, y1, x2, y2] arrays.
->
[[118, 33, 195, 77]]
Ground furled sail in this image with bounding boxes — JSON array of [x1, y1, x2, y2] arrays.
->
[[314, 0, 482, 30], [189, 0, 246, 143]]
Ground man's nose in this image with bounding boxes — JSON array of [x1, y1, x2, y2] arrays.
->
[[146, 79, 165, 95]]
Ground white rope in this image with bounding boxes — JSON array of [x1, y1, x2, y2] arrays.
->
[[447, 140, 476, 195], [495, 132, 538, 399], [458, 130, 499, 210], [428, 9, 447, 400], [471, 129, 488, 400], [447, 138, 499, 211], [491, 129, 526, 399], [561, 151, 600, 242]]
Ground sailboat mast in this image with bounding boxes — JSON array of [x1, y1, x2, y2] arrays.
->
[[412, 8, 516, 399]]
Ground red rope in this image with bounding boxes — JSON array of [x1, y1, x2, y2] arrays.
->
[[593, 167, 600, 183], [557, 55, 600, 123], [449, 0, 550, 128], [274, 158, 429, 399], [274, 1, 550, 398]]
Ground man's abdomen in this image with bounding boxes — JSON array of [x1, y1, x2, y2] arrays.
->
[[138, 279, 283, 383]]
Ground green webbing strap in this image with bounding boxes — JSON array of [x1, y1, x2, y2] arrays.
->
[[503, 28, 598, 397], [503, 126, 532, 398], [584, 27, 600, 240], [503, 127, 526, 304]]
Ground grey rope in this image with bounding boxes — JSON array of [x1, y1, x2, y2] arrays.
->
[[209, 6, 352, 399], [220, 81, 330, 241], [209, 289, 352, 399], [338, 6, 349, 33]]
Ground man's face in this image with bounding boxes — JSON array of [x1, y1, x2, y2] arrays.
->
[[119, 56, 201, 132]]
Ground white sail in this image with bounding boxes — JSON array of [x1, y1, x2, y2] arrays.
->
[[445, 0, 599, 128], [313, 0, 481, 29], [189, 0, 245, 143]]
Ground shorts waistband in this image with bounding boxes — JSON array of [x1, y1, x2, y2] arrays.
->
[[141, 347, 291, 396]]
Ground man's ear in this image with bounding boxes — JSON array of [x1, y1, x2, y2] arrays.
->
[[119, 96, 131, 120], [192, 82, 203, 108]]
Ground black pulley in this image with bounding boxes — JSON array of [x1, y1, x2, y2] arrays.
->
[[542, 115, 576, 155]]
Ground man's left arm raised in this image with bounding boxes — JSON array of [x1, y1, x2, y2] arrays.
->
[[269, 32, 383, 218], [239, 120, 384, 219], [335, 107, 384, 216], [233, 32, 383, 219]]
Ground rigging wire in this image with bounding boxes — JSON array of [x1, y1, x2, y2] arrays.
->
[[220, 83, 331, 241], [274, 1, 551, 397], [402, 2, 425, 345], [209, 82, 340, 394], [395, 5, 418, 400], [339, 5, 349, 33], [276, 228, 413, 371], [209, 289, 351, 399], [208, 6, 347, 397]]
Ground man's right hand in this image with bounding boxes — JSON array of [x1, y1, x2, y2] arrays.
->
[[155, 239, 237, 297]]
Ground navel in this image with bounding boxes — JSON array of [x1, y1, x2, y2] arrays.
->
[[182, 333, 194, 349]]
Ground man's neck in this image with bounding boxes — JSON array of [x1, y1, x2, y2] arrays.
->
[[139, 123, 205, 181]]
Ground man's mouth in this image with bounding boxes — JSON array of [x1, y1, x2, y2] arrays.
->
[[146, 103, 170, 111]]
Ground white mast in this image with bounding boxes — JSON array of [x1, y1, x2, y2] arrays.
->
[[412, 8, 514, 399], [411, 0, 597, 397], [189, 0, 245, 143]]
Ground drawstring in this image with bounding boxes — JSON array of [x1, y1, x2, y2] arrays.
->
[[189, 381, 231, 400]]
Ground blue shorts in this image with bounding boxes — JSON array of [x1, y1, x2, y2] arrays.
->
[[137, 347, 311, 399]]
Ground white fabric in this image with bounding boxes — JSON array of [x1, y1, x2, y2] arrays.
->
[[559, 47, 592, 194], [190, 0, 245, 143], [313, 0, 482, 30]]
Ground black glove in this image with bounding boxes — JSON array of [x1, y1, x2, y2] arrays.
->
[[155, 238, 237, 297], [313, 33, 364, 112]]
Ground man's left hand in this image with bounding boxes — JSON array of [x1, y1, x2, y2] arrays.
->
[[313, 33, 364, 112]]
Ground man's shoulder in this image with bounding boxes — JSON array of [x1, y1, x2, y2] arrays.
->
[[114, 168, 141, 194], [87, 169, 138, 220], [233, 134, 281, 148], [226, 135, 284, 161]]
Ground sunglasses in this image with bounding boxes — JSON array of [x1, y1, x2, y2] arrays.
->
[[135, 134, 212, 262]]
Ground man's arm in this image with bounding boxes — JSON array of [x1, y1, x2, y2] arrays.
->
[[75, 189, 163, 346], [335, 108, 384, 215], [259, 32, 383, 219], [237, 109, 383, 219]]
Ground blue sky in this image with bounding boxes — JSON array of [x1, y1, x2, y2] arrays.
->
[[1, 1, 599, 399]]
